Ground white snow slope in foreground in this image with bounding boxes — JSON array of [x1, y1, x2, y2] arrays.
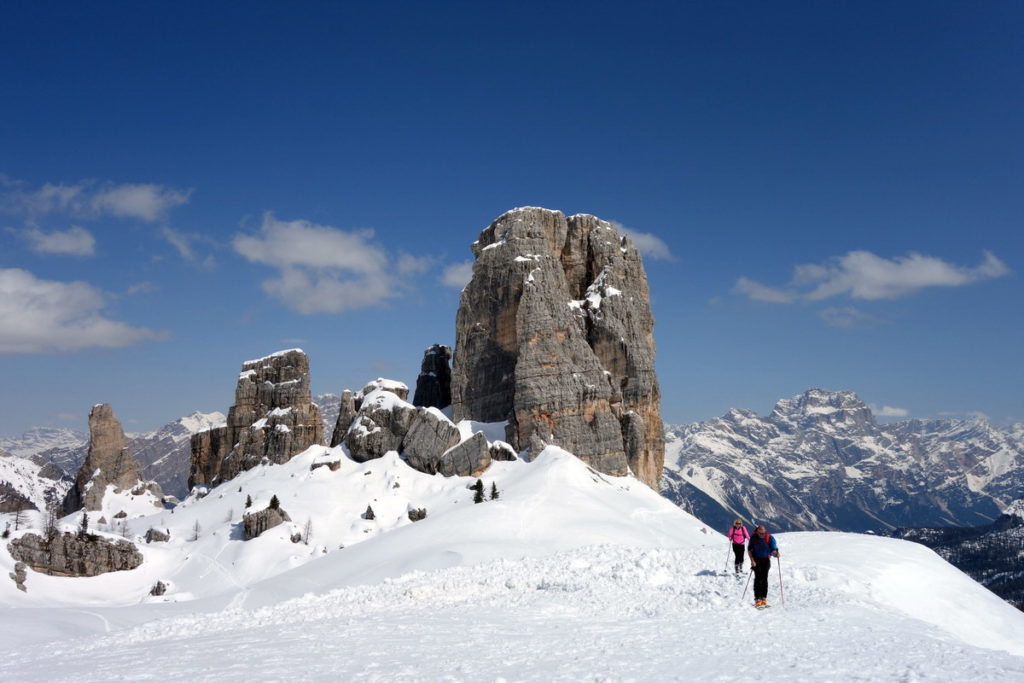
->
[[1, 445, 1023, 681]]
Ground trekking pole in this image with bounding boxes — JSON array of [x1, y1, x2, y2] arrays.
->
[[724, 544, 732, 573], [777, 556, 785, 607], [741, 567, 753, 602]]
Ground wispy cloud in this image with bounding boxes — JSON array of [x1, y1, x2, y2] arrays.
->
[[1, 176, 191, 223], [233, 212, 408, 314], [396, 253, 435, 275], [160, 227, 216, 268], [613, 223, 674, 261], [736, 250, 1010, 304], [871, 404, 910, 418], [440, 261, 474, 289], [819, 306, 884, 329], [0, 268, 167, 354], [17, 226, 96, 256]]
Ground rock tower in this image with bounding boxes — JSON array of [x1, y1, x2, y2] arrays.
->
[[189, 349, 324, 490], [63, 403, 162, 513], [452, 207, 664, 488]]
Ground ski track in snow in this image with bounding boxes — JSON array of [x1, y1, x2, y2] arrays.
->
[[3, 545, 1023, 682]]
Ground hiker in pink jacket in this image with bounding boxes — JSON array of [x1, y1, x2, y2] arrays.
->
[[727, 519, 750, 574]]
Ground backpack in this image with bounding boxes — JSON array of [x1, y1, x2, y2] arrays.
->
[[750, 532, 774, 555]]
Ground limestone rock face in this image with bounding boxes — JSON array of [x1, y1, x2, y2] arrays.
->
[[412, 345, 453, 409], [402, 408, 462, 474], [451, 208, 664, 488], [329, 390, 357, 447], [8, 532, 143, 577], [63, 404, 163, 514], [437, 432, 491, 478], [189, 350, 324, 490], [344, 389, 417, 462], [242, 506, 291, 540]]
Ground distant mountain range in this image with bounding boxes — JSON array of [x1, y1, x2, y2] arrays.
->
[[662, 389, 1024, 533], [4, 389, 1021, 534]]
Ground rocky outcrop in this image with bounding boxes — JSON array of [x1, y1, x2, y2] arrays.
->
[[329, 390, 357, 447], [412, 345, 452, 409], [242, 506, 291, 540], [437, 432, 490, 477], [0, 483, 36, 513], [9, 561, 27, 591], [451, 208, 664, 488], [189, 350, 324, 490], [344, 389, 418, 462], [144, 528, 170, 543], [8, 532, 143, 577], [401, 408, 462, 473], [63, 404, 162, 514]]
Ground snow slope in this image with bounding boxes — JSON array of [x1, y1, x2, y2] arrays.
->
[[1, 445, 1023, 681]]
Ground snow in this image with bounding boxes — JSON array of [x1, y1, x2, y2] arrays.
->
[[1, 444, 1023, 680], [243, 348, 303, 365]]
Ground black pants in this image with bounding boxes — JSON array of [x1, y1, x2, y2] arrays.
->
[[753, 556, 772, 600], [732, 543, 745, 570]]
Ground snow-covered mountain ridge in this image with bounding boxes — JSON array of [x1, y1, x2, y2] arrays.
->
[[663, 388, 1024, 532]]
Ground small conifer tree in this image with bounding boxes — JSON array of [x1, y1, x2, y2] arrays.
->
[[473, 479, 484, 504], [364, 505, 375, 521], [78, 512, 89, 539], [191, 519, 201, 541], [245, 494, 253, 508], [490, 482, 499, 501], [269, 494, 280, 510]]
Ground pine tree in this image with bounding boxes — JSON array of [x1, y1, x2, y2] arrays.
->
[[490, 482, 499, 501], [303, 517, 312, 545], [191, 519, 201, 541], [78, 512, 89, 539], [364, 505, 375, 521], [269, 494, 280, 510], [473, 479, 484, 504], [245, 494, 253, 508]]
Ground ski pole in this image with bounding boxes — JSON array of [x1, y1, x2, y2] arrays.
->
[[777, 556, 785, 607], [725, 544, 732, 573], [741, 567, 753, 601]]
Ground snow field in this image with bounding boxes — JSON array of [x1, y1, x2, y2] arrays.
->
[[2, 443, 1023, 681]]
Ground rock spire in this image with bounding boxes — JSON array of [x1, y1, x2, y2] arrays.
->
[[451, 207, 664, 488], [62, 404, 162, 514]]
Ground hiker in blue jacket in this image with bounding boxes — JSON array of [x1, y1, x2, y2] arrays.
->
[[747, 524, 780, 607]]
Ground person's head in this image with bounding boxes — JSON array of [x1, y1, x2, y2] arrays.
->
[[755, 525, 767, 536], [733, 519, 743, 527]]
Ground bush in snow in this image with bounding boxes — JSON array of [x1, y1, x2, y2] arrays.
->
[[363, 505, 376, 521], [472, 479, 485, 504], [490, 482, 499, 501]]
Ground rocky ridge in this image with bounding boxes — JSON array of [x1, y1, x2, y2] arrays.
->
[[451, 207, 664, 488], [662, 389, 1024, 532]]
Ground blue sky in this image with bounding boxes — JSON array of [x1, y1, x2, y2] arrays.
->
[[1, 1, 1021, 435]]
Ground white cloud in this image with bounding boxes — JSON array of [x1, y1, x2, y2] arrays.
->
[[733, 276, 796, 303], [736, 250, 1010, 303], [613, 223, 675, 261], [0, 268, 167, 354], [1, 177, 190, 223], [91, 184, 190, 222], [819, 306, 884, 329], [19, 226, 95, 256], [161, 227, 216, 268], [440, 261, 474, 289], [397, 253, 435, 275], [871, 404, 910, 418], [233, 213, 404, 314]]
